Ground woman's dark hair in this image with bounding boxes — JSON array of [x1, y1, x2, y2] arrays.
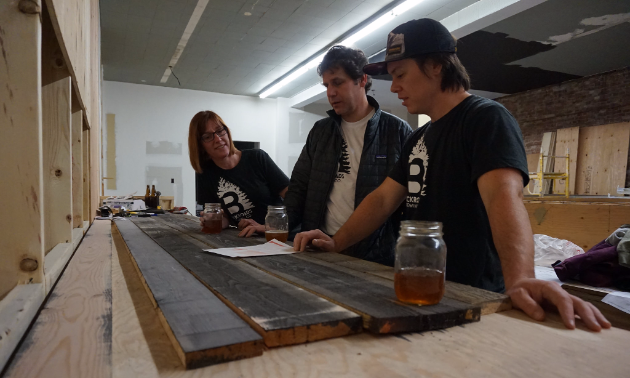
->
[[317, 45, 372, 93], [414, 52, 471, 92]]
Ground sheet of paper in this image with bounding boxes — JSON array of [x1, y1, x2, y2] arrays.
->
[[534, 266, 562, 283], [602, 291, 630, 315], [203, 239, 296, 258]]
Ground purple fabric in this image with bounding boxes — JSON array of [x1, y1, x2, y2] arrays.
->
[[554, 240, 630, 288]]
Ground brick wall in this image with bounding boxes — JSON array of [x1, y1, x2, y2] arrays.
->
[[495, 66, 630, 185]]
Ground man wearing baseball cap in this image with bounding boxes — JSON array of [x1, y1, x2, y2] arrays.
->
[[294, 18, 610, 331]]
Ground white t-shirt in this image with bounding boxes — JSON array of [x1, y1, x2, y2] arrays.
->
[[322, 108, 375, 235]]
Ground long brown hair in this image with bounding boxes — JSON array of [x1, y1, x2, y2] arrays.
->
[[188, 111, 238, 173], [414, 52, 471, 92]]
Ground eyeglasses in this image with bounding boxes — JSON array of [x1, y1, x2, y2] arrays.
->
[[201, 126, 228, 143]]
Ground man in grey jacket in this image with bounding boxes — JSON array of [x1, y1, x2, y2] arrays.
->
[[284, 45, 412, 266]]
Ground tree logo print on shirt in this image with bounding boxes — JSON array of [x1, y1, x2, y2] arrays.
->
[[217, 177, 254, 218], [336, 139, 351, 182], [408, 135, 429, 197]]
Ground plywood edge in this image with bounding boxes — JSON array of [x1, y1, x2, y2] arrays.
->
[[43, 242, 73, 294], [72, 227, 84, 249], [0, 284, 45, 372]]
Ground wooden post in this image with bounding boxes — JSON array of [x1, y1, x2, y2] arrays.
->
[[83, 128, 91, 223], [71, 107, 83, 228], [0, 0, 45, 299]]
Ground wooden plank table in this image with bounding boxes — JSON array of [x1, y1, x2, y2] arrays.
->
[[8, 216, 630, 377], [110, 218, 630, 377]]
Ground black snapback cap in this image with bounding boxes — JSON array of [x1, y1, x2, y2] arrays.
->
[[363, 18, 456, 76]]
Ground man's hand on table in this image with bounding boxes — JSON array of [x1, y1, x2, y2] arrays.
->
[[293, 229, 336, 252], [507, 278, 611, 332], [238, 219, 265, 237]]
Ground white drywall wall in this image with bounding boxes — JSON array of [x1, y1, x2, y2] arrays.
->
[[102, 81, 279, 212]]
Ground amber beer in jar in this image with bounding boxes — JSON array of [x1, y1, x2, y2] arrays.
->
[[265, 206, 289, 243], [394, 220, 446, 305], [201, 203, 222, 234]]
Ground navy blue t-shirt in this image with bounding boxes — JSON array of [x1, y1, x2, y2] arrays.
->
[[388, 95, 529, 292], [197, 149, 290, 225]]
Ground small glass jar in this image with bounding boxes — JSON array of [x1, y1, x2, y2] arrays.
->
[[202, 203, 222, 234], [394, 220, 447, 305], [265, 206, 289, 243]]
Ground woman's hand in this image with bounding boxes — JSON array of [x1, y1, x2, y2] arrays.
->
[[238, 219, 265, 237]]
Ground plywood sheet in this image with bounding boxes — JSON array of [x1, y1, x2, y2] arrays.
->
[[525, 202, 630, 251], [6, 221, 112, 378], [575, 123, 630, 195], [553, 127, 579, 195]]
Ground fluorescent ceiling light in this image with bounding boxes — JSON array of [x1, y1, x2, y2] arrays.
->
[[160, 0, 210, 84], [259, 0, 425, 98]]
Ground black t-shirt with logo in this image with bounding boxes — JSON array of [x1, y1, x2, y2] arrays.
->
[[388, 95, 529, 292], [197, 149, 290, 225]]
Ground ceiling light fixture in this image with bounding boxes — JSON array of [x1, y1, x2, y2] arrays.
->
[[160, 0, 210, 84], [259, 0, 425, 98]]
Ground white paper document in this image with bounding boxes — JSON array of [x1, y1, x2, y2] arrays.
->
[[203, 239, 296, 258], [602, 291, 630, 315]]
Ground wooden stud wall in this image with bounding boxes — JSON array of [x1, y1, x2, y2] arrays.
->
[[0, 0, 101, 372]]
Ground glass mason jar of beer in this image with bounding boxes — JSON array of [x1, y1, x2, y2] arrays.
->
[[265, 206, 289, 243], [201, 203, 222, 234], [394, 220, 446, 305]]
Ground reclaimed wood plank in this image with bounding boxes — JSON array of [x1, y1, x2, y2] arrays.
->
[[6, 220, 112, 378], [130, 217, 362, 347], [113, 219, 263, 369], [304, 253, 511, 315], [244, 254, 480, 334], [157, 214, 507, 316], [155, 213, 264, 248]]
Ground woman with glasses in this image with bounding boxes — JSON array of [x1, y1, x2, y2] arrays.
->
[[188, 111, 289, 237]]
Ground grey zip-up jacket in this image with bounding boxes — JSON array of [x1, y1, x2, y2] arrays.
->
[[285, 96, 412, 266]]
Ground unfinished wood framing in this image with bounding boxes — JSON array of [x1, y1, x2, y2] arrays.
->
[[83, 128, 91, 222], [6, 221, 113, 378], [0, 0, 46, 301], [43, 76, 73, 253], [525, 201, 630, 250], [131, 217, 362, 347], [71, 107, 83, 228], [575, 123, 630, 195], [113, 220, 264, 369], [0, 0, 101, 373], [553, 127, 579, 195]]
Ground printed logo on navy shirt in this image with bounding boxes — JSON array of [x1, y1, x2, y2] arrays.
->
[[406, 135, 429, 208]]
